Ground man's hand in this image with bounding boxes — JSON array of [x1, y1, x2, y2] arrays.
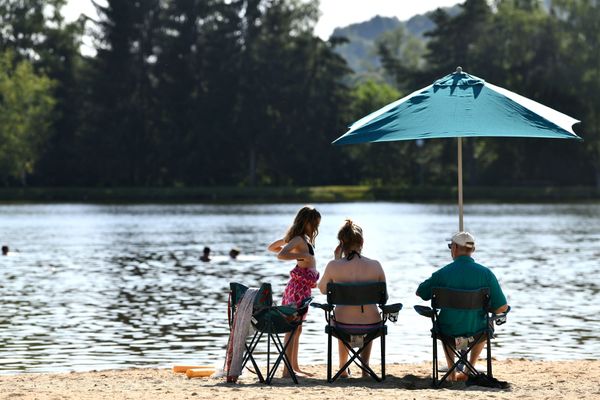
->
[[494, 304, 509, 314]]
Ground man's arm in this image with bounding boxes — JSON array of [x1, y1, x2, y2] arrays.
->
[[416, 274, 435, 300]]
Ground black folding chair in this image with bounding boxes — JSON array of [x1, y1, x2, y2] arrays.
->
[[228, 282, 311, 384], [414, 287, 510, 388], [311, 282, 402, 382]]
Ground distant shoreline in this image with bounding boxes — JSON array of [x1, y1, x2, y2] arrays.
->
[[0, 185, 600, 203]]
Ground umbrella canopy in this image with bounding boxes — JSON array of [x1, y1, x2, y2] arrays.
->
[[333, 68, 582, 230]]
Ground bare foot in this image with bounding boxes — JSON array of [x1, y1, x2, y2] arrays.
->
[[339, 368, 350, 378], [454, 371, 469, 382], [282, 369, 310, 378], [296, 368, 314, 377]]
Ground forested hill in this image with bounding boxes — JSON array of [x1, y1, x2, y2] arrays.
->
[[331, 6, 461, 78]]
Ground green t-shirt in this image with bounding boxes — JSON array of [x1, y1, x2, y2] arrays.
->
[[416, 256, 507, 337]]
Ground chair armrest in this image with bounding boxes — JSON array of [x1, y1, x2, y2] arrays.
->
[[381, 303, 402, 322], [491, 305, 511, 325], [414, 305, 434, 318], [298, 296, 313, 309], [310, 302, 334, 312], [380, 303, 402, 314]]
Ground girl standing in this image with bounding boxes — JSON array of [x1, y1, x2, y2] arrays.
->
[[268, 206, 321, 377]]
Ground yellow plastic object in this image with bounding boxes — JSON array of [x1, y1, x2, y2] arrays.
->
[[172, 365, 213, 373], [186, 368, 215, 378]]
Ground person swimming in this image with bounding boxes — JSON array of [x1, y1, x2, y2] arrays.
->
[[200, 246, 211, 262], [229, 248, 240, 259]]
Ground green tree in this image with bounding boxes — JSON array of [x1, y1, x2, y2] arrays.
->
[[155, 0, 244, 185], [231, 0, 352, 186], [84, 0, 162, 185], [0, 0, 84, 186], [376, 25, 426, 90], [0, 51, 55, 184], [469, 0, 589, 186], [344, 80, 408, 185], [554, 0, 600, 187]]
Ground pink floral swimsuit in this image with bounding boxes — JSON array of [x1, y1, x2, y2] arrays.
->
[[281, 242, 319, 317]]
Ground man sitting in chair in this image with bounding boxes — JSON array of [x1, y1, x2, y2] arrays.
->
[[318, 219, 386, 378], [416, 232, 509, 382]]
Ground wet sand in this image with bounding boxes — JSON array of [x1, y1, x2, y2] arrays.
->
[[1, 359, 598, 400]]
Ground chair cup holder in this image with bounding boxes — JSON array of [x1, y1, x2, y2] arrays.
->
[[387, 312, 399, 323]]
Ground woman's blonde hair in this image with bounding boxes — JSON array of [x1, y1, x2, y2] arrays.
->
[[337, 219, 363, 255], [284, 206, 321, 244]]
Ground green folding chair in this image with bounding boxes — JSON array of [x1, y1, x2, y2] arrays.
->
[[311, 282, 402, 382], [414, 287, 510, 388], [228, 282, 311, 384]]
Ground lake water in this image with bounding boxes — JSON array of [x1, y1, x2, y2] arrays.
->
[[0, 202, 598, 374]]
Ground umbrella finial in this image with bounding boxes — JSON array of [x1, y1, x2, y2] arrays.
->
[[455, 66, 463, 74]]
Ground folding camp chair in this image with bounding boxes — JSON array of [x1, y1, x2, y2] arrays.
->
[[228, 282, 311, 384], [414, 287, 510, 388], [311, 282, 402, 383]]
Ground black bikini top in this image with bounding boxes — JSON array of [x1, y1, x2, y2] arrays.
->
[[346, 250, 361, 260], [297, 239, 314, 261], [307, 242, 314, 256]]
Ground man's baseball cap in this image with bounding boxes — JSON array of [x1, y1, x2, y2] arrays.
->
[[448, 231, 475, 248]]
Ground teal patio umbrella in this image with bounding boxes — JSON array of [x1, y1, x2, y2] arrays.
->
[[333, 68, 582, 231]]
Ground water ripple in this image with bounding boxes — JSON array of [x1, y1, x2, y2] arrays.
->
[[0, 202, 598, 373]]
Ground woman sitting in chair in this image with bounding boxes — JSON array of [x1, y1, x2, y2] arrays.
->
[[317, 219, 386, 378]]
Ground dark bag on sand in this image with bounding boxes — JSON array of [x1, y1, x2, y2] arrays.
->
[[466, 373, 511, 389]]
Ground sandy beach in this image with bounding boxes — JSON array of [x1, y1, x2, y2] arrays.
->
[[1, 359, 597, 400]]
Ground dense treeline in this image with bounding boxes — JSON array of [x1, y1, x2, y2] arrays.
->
[[0, 0, 598, 188]]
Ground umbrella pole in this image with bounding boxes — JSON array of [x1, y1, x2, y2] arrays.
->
[[458, 137, 464, 231]]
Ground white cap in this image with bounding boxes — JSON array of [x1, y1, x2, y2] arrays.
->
[[449, 231, 475, 248]]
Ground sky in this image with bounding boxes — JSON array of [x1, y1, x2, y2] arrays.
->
[[63, 0, 461, 40]]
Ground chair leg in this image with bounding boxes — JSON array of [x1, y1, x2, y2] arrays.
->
[[487, 334, 493, 378], [381, 334, 386, 380], [437, 336, 485, 386], [327, 330, 332, 383], [242, 330, 265, 383], [432, 333, 438, 387], [331, 342, 357, 382], [266, 331, 271, 381], [281, 330, 295, 379], [268, 331, 298, 385], [437, 341, 465, 386], [350, 344, 380, 382], [331, 340, 380, 383]]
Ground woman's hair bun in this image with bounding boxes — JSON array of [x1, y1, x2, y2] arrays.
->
[[338, 219, 363, 252]]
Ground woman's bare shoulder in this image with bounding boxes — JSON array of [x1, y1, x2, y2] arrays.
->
[[363, 257, 385, 275], [360, 255, 382, 266], [324, 258, 347, 274], [326, 258, 344, 268]]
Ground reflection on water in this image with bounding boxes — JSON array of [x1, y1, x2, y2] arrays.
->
[[0, 203, 598, 373]]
